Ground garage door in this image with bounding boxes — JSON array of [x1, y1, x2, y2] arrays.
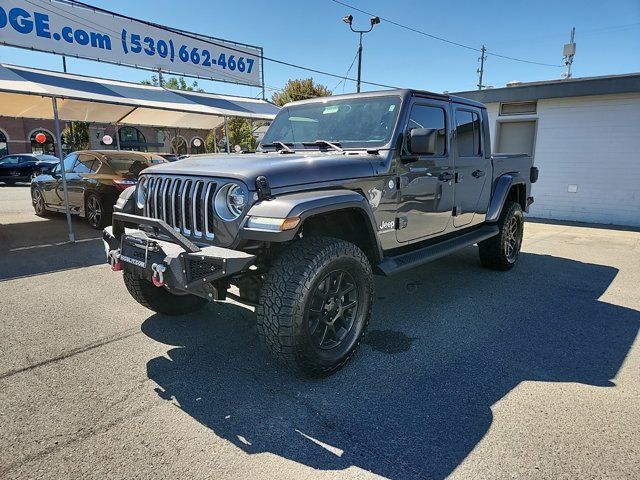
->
[[496, 120, 536, 156]]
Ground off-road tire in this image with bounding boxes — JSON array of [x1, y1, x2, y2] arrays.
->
[[479, 201, 524, 270], [123, 272, 208, 315], [256, 236, 374, 377]]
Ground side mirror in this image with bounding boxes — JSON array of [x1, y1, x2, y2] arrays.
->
[[407, 128, 438, 156]]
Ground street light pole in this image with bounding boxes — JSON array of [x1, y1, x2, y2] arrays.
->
[[343, 14, 380, 93]]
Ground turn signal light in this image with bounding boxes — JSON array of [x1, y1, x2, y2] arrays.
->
[[246, 216, 301, 231]]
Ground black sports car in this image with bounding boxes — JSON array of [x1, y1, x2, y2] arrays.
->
[[0, 153, 60, 185], [31, 150, 166, 229]]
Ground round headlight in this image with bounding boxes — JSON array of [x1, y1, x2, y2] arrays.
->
[[136, 179, 147, 209], [215, 183, 247, 221]]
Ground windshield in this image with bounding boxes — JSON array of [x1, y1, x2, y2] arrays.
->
[[105, 154, 164, 177], [261, 96, 401, 149]]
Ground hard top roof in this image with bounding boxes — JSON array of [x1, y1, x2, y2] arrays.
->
[[284, 89, 486, 109]]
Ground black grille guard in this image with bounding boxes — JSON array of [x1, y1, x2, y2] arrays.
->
[[112, 212, 201, 253]]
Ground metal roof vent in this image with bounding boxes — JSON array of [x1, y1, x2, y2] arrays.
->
[[506, 80, 523, 87]]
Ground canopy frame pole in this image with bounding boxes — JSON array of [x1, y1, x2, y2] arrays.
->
[[249, 118, 254, 152], [113, 107, 138, 151], [52, 96, 75, 243], [224, 116, 230, 154]]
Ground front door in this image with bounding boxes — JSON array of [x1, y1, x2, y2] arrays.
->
[[453, 108, 490, 228], [52, 154, 77, 208], [397, 101, 454, 243]]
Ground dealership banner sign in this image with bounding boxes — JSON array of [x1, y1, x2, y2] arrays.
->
[[0, 0, 263, 86]]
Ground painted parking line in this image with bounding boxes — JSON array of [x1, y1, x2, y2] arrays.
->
[[8, 236, 101, 252]]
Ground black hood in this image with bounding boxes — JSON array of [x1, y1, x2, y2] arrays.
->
[[142, 152, 376, 189]]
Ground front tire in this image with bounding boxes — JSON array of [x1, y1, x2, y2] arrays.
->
[[256, 236, 373, 377], [479, 201, 524, 270], [123, 272, 208, 315], [32, 188, 51, 217]]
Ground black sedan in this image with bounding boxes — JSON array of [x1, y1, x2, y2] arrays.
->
[[31, 150, 166, 229], [0, 153, 60, 185]]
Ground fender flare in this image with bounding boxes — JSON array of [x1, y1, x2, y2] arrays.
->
[[485, 173, 526, 223], [239, 189, 382, 259]]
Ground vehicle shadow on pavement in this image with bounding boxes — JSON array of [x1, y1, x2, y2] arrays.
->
[[141, 250, 640, 479], [0, 217, 103, 281]]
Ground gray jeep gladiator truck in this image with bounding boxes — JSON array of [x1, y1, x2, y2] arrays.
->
[[103, 89, 537, 376]]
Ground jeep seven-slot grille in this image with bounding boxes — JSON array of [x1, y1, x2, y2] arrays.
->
[[142, 176, 217, 240]]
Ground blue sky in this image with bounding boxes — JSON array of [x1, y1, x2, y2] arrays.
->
[[1, 0, 639, 98]]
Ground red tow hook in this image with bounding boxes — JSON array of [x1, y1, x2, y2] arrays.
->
[[151, 263, 167, 287], [108, 249, 122, 271]]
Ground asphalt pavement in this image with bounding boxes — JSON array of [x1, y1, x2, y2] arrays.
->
[[1, 184, 639, 479]]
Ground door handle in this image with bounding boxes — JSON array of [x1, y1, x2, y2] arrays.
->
[[438, 171, 454, 182], [472, 169, 486, 178], [409, 166, 427, 173]]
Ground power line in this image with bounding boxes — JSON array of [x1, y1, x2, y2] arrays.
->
[[62, 0, 399, 89], [333, 48, 359, 92], [331, 0, 564, 68]]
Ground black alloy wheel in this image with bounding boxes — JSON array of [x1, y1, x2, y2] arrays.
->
[[32, 188, 47, 216], [307, 269, 359, 350], [504, 214, 523, 263], [86, 194, 106, 229]]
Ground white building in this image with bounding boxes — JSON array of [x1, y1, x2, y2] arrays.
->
[[456, 73, 640, 227]]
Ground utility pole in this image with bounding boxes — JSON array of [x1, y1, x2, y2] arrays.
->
[[562, 28, 576, 79], [343, 14, 380, 93], [477, 45, 487, 90]]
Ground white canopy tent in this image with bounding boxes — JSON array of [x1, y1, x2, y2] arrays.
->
[[0, 63, 279, 241]]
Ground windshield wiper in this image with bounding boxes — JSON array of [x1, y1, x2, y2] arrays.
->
[[260, 141, 295, 153], [302, 140, 344, 152]]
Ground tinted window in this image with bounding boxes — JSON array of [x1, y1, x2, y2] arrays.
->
[[63, 154, 77, 172], [456, 110, 481, 156], [0, 156, 20, 165], [406, 105, 447, 156], [105, 153, 163, 177], [74, 155, 99, 174]]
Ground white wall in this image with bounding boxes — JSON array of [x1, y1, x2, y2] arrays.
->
[[485, 93, 640, 227]]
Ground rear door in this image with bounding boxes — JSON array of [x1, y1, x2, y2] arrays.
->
[[453, 107, 490, 228], [397, 100, 454, 242]]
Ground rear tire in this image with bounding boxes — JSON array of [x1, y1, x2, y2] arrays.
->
[[123, 272, 208, 316], [256, 236, 373, 377], [479, 201, 524, 270], [85, 193, 111, 230]]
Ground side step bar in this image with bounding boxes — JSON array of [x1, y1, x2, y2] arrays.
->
[[377, 225, 499, 276]]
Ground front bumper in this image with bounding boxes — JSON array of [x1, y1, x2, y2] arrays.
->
[[103, 212, 256, 299]]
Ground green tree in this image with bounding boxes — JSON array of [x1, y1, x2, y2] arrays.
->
[[271, 78, 332, 106], [141, 74, 203, 92], [227, 117, 256, 152], [62, 121, 90, 152]]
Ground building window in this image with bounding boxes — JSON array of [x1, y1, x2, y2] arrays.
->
[[30, 130, 55, 155], [118, 127, 147, 151], [0, 130, 7, 156], [500, 101, 537, 116], [171, 136, 187, 155], [190, 137, 205, 154]]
